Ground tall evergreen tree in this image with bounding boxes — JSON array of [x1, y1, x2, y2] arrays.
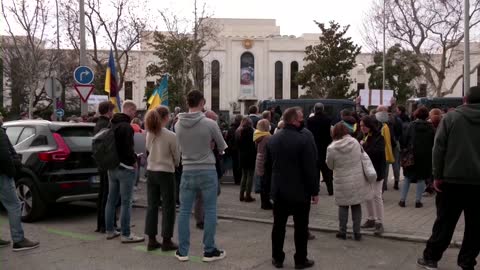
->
[[297, 21, 361, 99]]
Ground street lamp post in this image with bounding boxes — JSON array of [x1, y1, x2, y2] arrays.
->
[[382, 0, 387, 104], [464, 0, 470, 96]]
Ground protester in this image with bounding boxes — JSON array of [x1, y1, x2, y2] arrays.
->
[[248, 105, 261, 128], [254, 119, 272, 210], [417, 86, 480, 270], [375, 106, 396, 191], [428, 108, 443, 131], [398, 107, 435, 208], [0, 128, 39, 251], [226, 115, 243, 185], [105, 100, 145, 243], [94, 101, 115, 233], [194, 110, 223, 230], [131, 118, 144, 133], [262, 110, 276, 134], [175, 90, 227, 262], [306, 103, 334, 196], [327, 122, 371, 241], [236, 117, 256, 202], [265, 107, 318, 269], [397, 105, 411, 123], [359, 115, 386, 236], [143, 105, 180, 251], [274, 120, 285, 134]]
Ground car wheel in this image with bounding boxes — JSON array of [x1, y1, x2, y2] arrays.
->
[[15, 178, 46, 222]]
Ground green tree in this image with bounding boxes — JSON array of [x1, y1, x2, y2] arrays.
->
[[297, 21, 361, 99], [367, 44, 422, 105], [146, 32, 195, 110]]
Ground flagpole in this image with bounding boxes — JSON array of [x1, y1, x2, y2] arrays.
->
[[79, 0, 88, 116]]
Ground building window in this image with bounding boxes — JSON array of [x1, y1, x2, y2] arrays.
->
[[275, 61, 283, 99], [418, 83, 427, 97], [290, 61, 299, 99], [211, 60, 220, 112], [240, 52, 255, 96], [124, 81, 133, 100], [146, 81, 155, 89], [196, 60, 204, 93]]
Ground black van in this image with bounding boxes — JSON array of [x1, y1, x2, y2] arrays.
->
[[258, 99, 356, 123], [406, 97, 464, 115]]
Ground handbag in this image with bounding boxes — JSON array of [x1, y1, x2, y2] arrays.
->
[[360, 144, 377, 183], [400, 123, 415, 168]]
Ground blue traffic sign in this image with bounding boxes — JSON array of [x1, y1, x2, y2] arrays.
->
[[74, 66, 94, 85], [55, 108, 65, 118]]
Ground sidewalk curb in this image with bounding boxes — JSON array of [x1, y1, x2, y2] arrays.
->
[[133, 203, 461, 248]]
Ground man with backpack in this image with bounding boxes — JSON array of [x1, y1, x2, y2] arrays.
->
[[103, 100, 144, 243], [94, 101, 115, 233]]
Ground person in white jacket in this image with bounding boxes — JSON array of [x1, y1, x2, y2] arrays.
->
[[326, 122, 371, 241]]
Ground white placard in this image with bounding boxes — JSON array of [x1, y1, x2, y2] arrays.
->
[[359, 89, 370, 106]]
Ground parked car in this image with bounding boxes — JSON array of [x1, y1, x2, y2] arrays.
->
[[2, 120, 99, 222]]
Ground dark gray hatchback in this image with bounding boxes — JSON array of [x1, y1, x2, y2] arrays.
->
[[2, 120, 99, 222]]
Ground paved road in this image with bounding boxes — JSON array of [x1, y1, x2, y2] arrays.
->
[[0, 203, 461, 270], [133, 177, 464, 243]]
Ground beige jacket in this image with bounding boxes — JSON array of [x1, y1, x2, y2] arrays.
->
[[146, 128, 180, 172]]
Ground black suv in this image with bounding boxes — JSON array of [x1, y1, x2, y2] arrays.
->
[[3, 120, 99, 222]]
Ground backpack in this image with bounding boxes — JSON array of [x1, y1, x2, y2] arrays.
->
[[92, 128, 120, 171]]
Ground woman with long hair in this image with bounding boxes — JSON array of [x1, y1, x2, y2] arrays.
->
[[359, 115, 386, 236], [144, 106, 180, 251], [399, 107, 435, 208], [236, 117, 256, 202]]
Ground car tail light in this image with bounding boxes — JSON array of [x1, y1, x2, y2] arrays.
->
[[38, 133, 71, 162]]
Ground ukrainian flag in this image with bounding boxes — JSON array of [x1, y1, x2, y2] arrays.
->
[[104, 49, 122, 112], [148, 75, 169, 110]]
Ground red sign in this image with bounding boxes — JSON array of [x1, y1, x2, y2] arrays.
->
[[74, 84, 95, 103]]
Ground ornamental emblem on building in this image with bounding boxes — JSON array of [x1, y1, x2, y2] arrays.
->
[[243, 39, 253, 49]]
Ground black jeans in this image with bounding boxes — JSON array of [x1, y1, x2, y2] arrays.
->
[[144, 171, 176, 239], [260, 175, 272, 208], [272, 199, 310, 264], [423, 183, 480, 269], [96, 171, 109, 231], [318, 160, 333, 195]]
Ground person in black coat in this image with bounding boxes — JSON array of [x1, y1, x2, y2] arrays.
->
[[235, 117, 256, 202], [264, 107, 318, 269], [399, 107, 435, 208], [94, 101, 115, 233], [306, 103, 334, 195], [359, 115, 386, 236], [226, 115, 243, 185]]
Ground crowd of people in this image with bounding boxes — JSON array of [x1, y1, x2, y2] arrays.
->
[[0, 86, 479, 270]]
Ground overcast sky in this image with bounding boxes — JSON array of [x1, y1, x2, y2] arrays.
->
[[155, 0, 372, 44], [1, 0, 373, 48]]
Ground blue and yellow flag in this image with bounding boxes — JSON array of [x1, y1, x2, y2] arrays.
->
[[105, 50, 122, 112], [148, 75, 169, 110]]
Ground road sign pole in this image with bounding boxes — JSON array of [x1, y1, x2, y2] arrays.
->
[[79, 0, 88, 117]]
